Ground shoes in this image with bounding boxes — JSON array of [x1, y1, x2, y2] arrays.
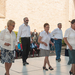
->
[[56, 58, 61, 62], [69, 71, 73, 75], [73, 73, 75, 75], [26, 62, 29, 64], [23, 61, 29, 66], [43, 67, 48, 71], [5, 73, 6, 75], [49, 66, 54, 70], [23, 63, 26, 66]]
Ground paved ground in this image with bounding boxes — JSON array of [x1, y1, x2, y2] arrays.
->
[[0, 55, 70, 75]]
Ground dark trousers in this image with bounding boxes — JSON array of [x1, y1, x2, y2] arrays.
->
[[21, 37, 30, 63]]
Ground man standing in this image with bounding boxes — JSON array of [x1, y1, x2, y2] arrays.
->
[[32, 29, 38, 43], [17, 17, 31, 66], [51, 23, 63, 62]]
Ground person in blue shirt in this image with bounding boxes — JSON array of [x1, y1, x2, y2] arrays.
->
[[30, 41, 40, 56], [16, 43, 22, 57]]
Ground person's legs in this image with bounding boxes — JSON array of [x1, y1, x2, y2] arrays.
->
[[50, 44, 52, 53], [21, 38, 27, 63], [70, 64, 73, 72], [5, 63, 12, 75], [26, 38, 30, 61], [59, 40, 62, 59], [19, 50, 22, 57], [72, 64, 75, 74], [36, 48, 40, 56], [45, 56, 53, 70], [43, 57, 46, 67], [55, 40, 60, 60], [45, 56, 50, 67]]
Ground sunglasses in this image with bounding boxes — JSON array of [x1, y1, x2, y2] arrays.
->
[[11, 25, 15, 27], [26, 20, 29, 21]]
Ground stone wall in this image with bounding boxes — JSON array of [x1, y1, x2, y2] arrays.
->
[[0, 0, 74, 35], [0, 0, 5, 18]]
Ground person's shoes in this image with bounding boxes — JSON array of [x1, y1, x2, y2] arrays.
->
[[69, 71, 73, 75], [58, 58, 61, 62], [23, 62, 26, 66], [26, 61, 29, 64], [56, 58, 61, 62], [43, 67, 48, 71], [49, 66, 54, 70], [73, 73, 75, 75]]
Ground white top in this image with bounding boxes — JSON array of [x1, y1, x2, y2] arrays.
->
[[64, 27, 75, 50], [0, 28, 17, 51], [39, 30, 51, 50], [17, 23, 31, 42], [51, 28, 63, 39]]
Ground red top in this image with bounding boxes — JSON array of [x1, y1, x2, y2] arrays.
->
[[20, 43, 23, 49]]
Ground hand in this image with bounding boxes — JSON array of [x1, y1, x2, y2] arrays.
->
[[4, 43, 11, 46], [33, 49, 35, 51], [37, 48, 39, 49], [68, 45, 72, 50], [18, 49, 21, 51], [54, 38, 58, 40], [15, 45, 18, 50], [43, 42, 47, 46], [18, 42, 20, 44]]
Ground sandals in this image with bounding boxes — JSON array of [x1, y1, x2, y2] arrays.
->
[[43, 67, 48, 71], [49, 66, 54, 70], [73, 73, 75, 75], [69, 71, 73, 75], [43, 66, 54, 71]]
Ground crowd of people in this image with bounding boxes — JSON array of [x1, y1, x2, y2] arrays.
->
[[16, 41, 40, 57], [0, 17, 75, 75]]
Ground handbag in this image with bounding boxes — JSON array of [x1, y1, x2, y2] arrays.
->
[[65, 48, 69, 56]]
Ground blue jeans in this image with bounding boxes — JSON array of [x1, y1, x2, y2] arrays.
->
[[54, 39, 62, 60]]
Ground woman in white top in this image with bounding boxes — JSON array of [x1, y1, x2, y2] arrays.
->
[[0, 20, 18, 75], [64, 19, 75, 75], [38, 23, 54, 71]]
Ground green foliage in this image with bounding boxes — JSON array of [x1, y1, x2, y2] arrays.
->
[[14, 31, 21, 43], [62, 39, 66, 46], [14, 31, 18, 37]]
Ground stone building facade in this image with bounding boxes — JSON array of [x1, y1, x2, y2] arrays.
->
[[0, 0, 75, 35]]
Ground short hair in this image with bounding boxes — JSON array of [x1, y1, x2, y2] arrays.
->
[[44, 23, 49, 27], [57, 23, 62, 26], [71, 19, 75, 24], [23, 17, 28, 21], [7, 20, 15, 27]]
